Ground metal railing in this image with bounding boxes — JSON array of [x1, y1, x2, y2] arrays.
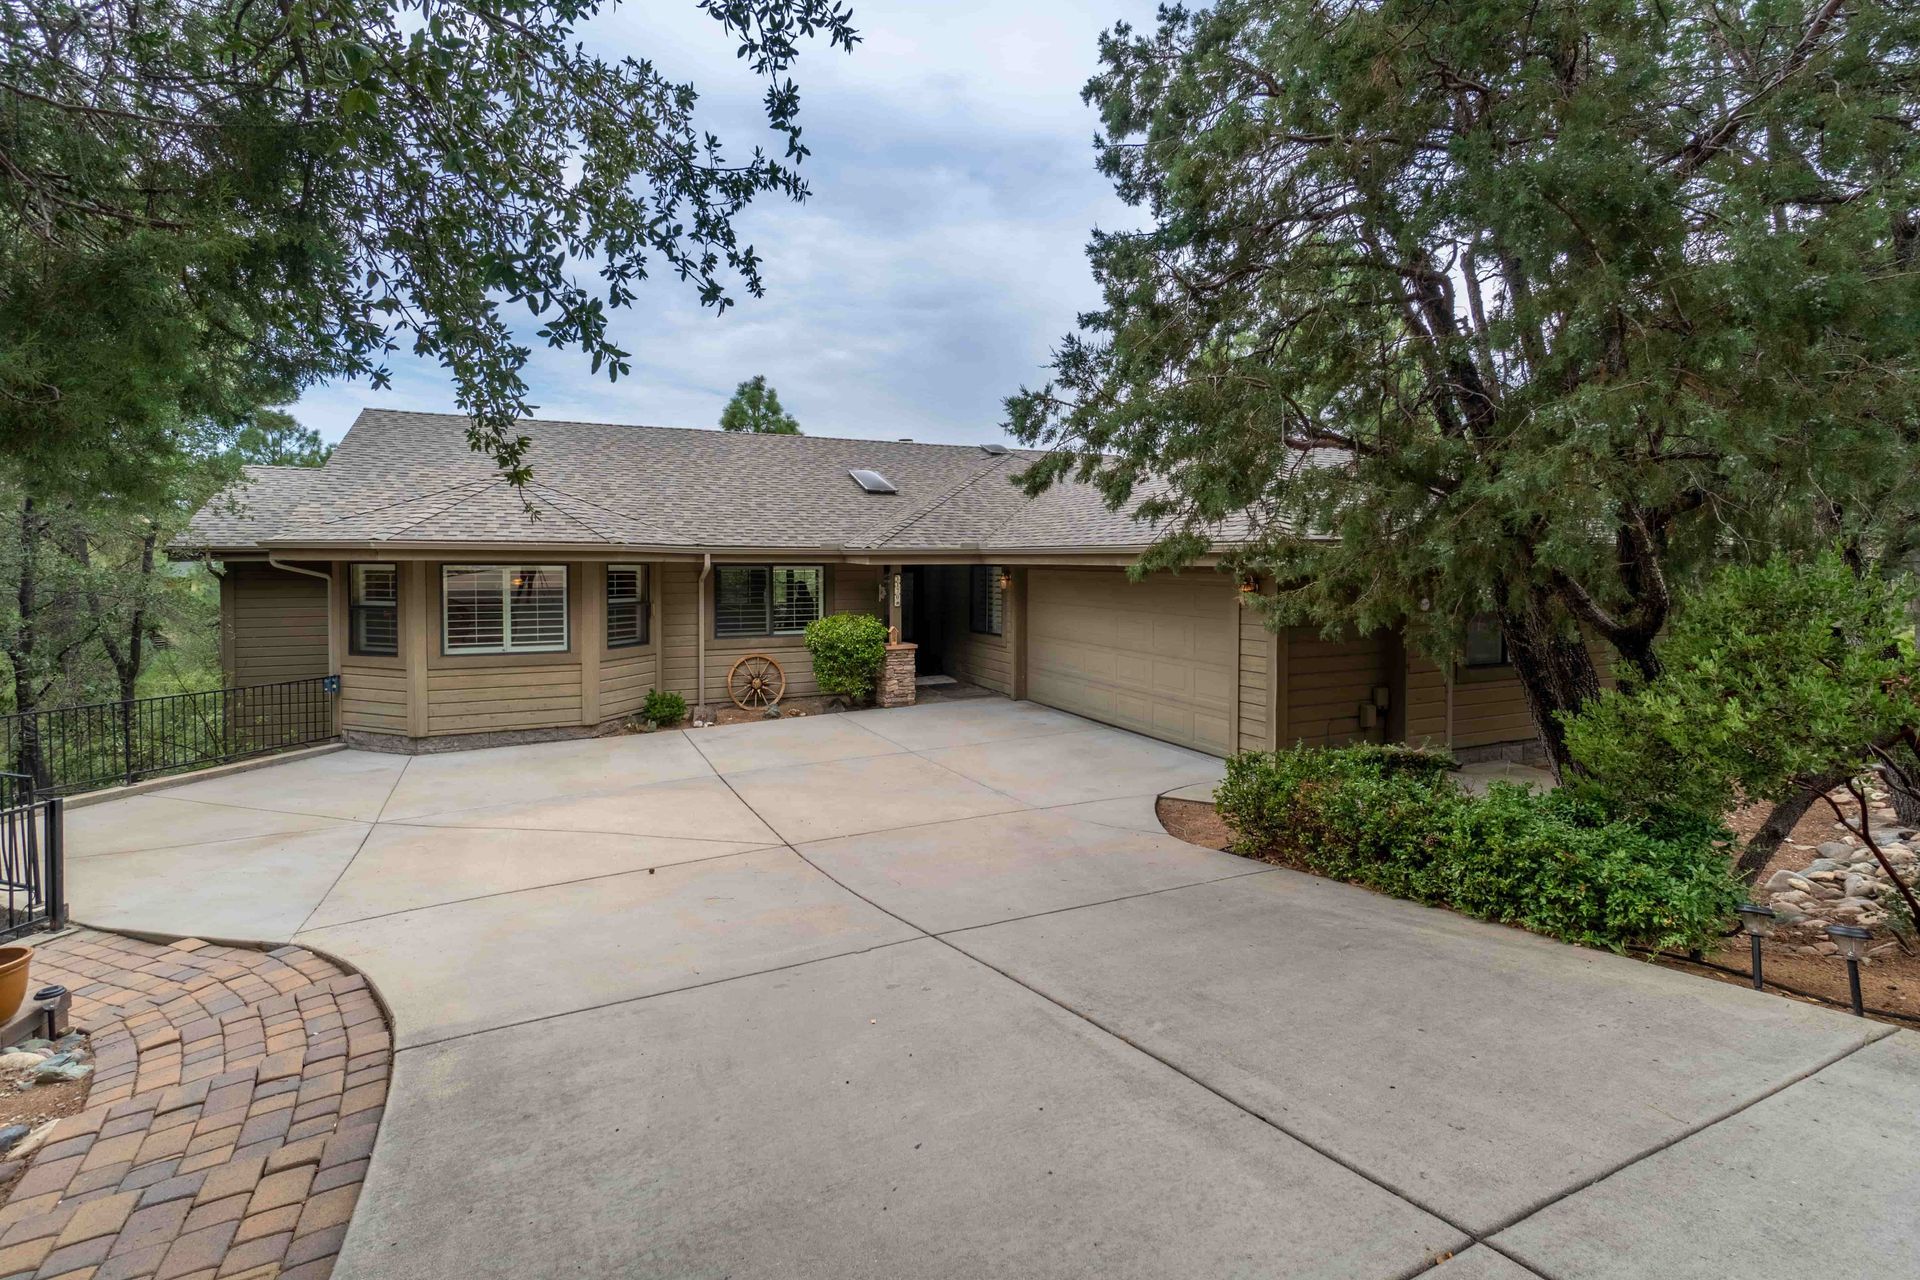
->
[[0, 773, 63, 940], [0, 676, 338, 798]]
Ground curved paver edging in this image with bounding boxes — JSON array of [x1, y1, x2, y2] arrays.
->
[[0, 927, 393, 1280]]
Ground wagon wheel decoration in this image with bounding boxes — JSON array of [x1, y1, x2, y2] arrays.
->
[[726, 653, 786, 710]]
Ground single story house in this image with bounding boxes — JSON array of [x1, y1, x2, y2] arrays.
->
[[180, 409, 1541, 758]]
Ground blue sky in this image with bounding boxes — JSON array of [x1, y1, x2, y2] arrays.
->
[[295, 1, 1158, 448]]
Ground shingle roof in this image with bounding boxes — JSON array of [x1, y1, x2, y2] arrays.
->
[[180, 465, 330, 551], [181, 409, 1281, 555]]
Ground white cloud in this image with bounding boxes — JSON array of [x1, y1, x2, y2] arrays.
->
[[293, 0, 1160, 448]]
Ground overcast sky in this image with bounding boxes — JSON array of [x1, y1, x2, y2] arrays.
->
[[294, 1, 1157, 448]]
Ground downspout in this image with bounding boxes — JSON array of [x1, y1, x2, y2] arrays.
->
[[696, 553, 712, 721], [268, 557, 340, 737]]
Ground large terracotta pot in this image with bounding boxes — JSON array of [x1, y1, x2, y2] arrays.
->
[[0, 947, 31, 1026]]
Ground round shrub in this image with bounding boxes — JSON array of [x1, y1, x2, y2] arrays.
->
[[642, 687, 688, 727], [804, 612, 890, 702]]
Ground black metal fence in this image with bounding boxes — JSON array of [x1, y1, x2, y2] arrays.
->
[[0, 773, 63, 940], [0, 676, 338, 798]]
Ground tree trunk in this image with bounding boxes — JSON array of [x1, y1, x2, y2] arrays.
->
[[1736, 769, 1853, 883], [1499, 590, 1604, 779], [5, 498, 47, 790]]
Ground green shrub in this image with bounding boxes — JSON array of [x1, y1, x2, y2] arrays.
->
[[642, 688, 688, 727], [804, 612, 890, 701], [1217, 744, 1742, 953]]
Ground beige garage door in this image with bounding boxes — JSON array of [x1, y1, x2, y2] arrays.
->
[[1025, 569, 1235, 754]]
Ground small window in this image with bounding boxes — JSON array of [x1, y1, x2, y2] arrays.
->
[[442, 565, 568, 654], [607, 565, 650, 649], [1464, 614, 1508, 668], [969, 565, 1004, 636], [715, 564, 825, 637], [349, 564, 398, 656]]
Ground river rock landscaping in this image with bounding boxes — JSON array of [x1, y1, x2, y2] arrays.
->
[[1757, 782, 1918, 957]]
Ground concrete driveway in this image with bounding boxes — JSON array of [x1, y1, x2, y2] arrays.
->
[[61, 700, 1917, 1279]]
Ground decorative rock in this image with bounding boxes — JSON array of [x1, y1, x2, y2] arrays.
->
[[0, 1124, 28, 1155], [1817, 841, 1852, 858], [31, 1051, 91, 1083], [0, 1051, 47, 1072], [1844, 874, 1880, 898], [1804, 859, 1846, 874]]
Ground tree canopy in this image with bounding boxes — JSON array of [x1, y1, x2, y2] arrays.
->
[[233, 411, 334, 468], [1007, 0, 1920, 770], [2, 0, 856, 495], [720, 374, 803, 433]]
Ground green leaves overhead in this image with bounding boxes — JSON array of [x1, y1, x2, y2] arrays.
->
[[1009, 0, 1920, 768], [1, 0, 858, 494]]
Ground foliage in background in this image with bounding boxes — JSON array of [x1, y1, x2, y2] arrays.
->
[[643, 688, 689, 727], [1217, 744, 1741, 954], [1007, 0, 1920, 773], [719, 375, 803, 434], [233, 411, 335, 469], [1564, 552, 1920, 882], [804, 612, 889, 701], [2, 0, 857, 493]]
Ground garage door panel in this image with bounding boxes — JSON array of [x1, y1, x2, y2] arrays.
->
[[1026, 569, 1236, 755]]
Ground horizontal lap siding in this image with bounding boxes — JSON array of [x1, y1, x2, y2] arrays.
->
[[339, 665, 407, 734], [938, 568, 1012, 696], [1286, 628, 1390, 747], [599, 650, 658, 720], [659, 563, 882, 704], [427, 663, 583, 734], [1405, 653, 1448, 749], [1452, 667, 1533, 748], [225, 565, 329, 687], [1238, 602, 1271, 753]]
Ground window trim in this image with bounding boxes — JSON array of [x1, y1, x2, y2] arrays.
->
[[440, 564, 571, 656], [1462, 614, 1510, 669], [606, 564, 650, 650], [969, 565, 1005, 636], [347, 563, 399, 657], [713, 563, 827, 639]]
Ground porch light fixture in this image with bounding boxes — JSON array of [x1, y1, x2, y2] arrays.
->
[[1735, 903, 1776, 990], [1826, 923, 1872, 1016], [998, 569, 1013, 593]]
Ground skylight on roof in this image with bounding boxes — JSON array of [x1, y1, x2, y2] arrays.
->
[[849, 469, 897, 494], [979, 443, 1009, 456]]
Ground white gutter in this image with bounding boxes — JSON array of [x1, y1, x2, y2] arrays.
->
[[696, 553, 712, 719], [267, 556, 332, 585]]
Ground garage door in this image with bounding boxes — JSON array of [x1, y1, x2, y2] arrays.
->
[[1025, 569, 1235, 754]]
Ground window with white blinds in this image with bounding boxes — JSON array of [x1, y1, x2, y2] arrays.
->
[[441, 565, 569, 654], [349, 563, 399, 656], [969, 565, 1004, 636], [714, 565, 825, 637], [606, 565, 649, 648]]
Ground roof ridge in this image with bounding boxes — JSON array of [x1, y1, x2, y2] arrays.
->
[[521, 479, 655, 538], [358, 407, 1023, 455], [518, 481, 629, 543], [314, 476, 494, 527], [379, 480, 531, 541]]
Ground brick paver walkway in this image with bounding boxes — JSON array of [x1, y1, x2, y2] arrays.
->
[[0, 930, 390, 1279]]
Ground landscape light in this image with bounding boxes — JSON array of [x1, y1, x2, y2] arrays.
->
[[1735, 903, 1776, 991], [1826, 924, 1872, 1016]]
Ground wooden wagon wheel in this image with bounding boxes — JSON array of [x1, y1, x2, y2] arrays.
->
[[726, 653, 786, 710]]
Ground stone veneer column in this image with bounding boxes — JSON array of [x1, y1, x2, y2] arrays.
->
[[879, 642, 917, 708]]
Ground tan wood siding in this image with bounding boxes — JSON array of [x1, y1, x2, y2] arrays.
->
[[1452, 666, 1534, 748], [1405, 653, 1449, 749], [937, 567, 1013, 696], [658, 562, 881, 704], [425, 662, 584, 734], [1025, 568, 1235, 755], [1286, 627, 1391, 747], [600, 650, 659, 719], [338, 666, 409, 734], [221, 563, 330, 687], [1237, 599, 1272, 753]]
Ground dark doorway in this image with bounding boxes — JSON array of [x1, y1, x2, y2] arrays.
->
[[899, 567, 946, 675]]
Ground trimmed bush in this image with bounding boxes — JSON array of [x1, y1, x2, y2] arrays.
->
[[642, 687, 688, 727], [805, 611, 890, 701], [1217, 745, 1741, 953]]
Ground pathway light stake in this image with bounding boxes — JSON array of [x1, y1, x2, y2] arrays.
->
[[1735, 903, 1777, 990], [1825, 924, 1872, 1016]]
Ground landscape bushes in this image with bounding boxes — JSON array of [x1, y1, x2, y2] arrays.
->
[[804, 612, 890, 702], [1215, 745, 1742, 953]]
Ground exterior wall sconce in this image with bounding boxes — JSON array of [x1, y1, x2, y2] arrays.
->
[[1826, 923, 1872, 1016], [1735, 903, 1776, 990], [998, 570, 1013, 593]]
